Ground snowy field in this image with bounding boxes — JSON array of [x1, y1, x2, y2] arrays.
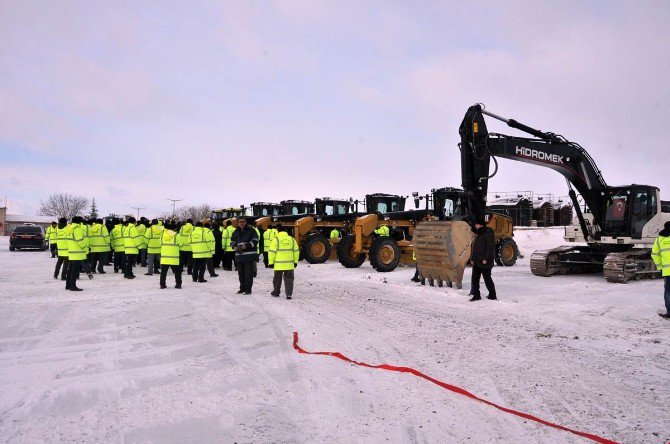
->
[[0, 229, 668, 443]]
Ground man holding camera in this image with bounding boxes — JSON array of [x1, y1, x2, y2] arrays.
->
[[230, 217, 259, 295]]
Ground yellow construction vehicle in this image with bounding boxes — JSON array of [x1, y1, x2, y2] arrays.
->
[[292, 197, 359, 263], [336, 193, 428, 272]]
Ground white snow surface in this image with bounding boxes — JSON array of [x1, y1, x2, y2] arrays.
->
[[0, 229, 668, 443]]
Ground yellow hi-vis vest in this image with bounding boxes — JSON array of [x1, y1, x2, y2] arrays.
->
[[146, 225, 165, 254], [205, 228, 215, 257], [652, 235, 670, 277], [67, 223, 88, 260], [89, 223, 110, 253], [160, 230, 183, 265], [136, 224, 148, 249], [190, 227, 210, 259], [46, 225, 57, 241], [253, 227, 261, 253], [111, 224, 125, 251], [330, 229, 340, 239], [268, 232, 300, 271], [56, 226, 71, 257], [223, 225, 235, 252], [263, 228, 278, 252], [122, 223, 141, 255], [179, 223, 194, 251], [374, 225, 390, 236]]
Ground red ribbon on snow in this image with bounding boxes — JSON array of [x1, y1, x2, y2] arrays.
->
[[292, 332, 618, 444]]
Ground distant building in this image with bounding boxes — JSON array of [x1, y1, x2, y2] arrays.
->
[[532, 198, 554, 227], [0, 207, 54, 236], [487, 196, 533, 227], [552, 202, 574, 226]]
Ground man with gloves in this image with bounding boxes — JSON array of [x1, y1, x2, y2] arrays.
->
[[230, 217, 258, 294]]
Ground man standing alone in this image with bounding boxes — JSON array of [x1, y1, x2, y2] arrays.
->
[[469, 219, 497, 301], [230, 217, 258, 294], [269, 225, 299, 299], [652, 221, 670, 319]]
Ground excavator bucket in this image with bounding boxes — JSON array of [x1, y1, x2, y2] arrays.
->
[[413, 221, 474, 289]]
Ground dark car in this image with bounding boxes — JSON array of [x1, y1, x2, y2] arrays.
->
[[9, 225, 47, 251]]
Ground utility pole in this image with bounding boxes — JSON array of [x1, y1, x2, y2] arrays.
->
[[131, 206, 146, 219], [166, 198, 182, 218]]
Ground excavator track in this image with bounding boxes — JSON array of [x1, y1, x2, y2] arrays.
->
[[603, 249, 661, 283], [413, 221, 473, 289], [530, 246, 581, 276], [530, 245, 606, 277]]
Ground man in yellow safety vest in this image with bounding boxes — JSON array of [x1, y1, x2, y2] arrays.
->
[[160, 222, 184, 289], [652, 221, 670, 319], [269, 225, 300, 299], [263, 225, 278, 268], [46, 221, 58, 258]]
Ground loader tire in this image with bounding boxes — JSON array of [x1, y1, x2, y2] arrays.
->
[[369, 237, 401, 272], [496, 238, 518, 267], [337, 234, 366, 268], [303, 234, 331, 264]]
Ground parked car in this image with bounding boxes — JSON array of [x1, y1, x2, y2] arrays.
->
[[9, 224, 47, 251]]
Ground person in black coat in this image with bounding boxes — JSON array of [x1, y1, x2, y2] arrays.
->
[[230, 217, 259, 295], [469, 219, 497, 301]]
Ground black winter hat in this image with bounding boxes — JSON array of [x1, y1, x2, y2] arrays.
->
[[665, 221, 670, 229]]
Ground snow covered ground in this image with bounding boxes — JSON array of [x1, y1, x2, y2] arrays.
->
[[0, 228, 668, 443]]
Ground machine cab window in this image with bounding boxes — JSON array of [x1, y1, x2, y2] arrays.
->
[[631, 187, 657, 239], [601, 186, 657, 239]]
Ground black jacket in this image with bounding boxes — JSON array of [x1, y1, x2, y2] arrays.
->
[[230, 226, 259, 263], [471, 226, 495, 269]]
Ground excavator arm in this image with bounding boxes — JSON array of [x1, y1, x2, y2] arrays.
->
[[459, 104, 608, 241]]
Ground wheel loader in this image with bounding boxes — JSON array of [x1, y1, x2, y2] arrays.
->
[[291, 197, 360, 264], [339, 188, 519, 275], [336, 193, 429, 272]]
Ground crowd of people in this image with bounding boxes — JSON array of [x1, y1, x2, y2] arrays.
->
[[44, 216, 300, 299], [39, 214, 670, 315]]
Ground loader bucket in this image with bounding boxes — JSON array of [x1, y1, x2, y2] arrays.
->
[[413, 221, 474, 289]]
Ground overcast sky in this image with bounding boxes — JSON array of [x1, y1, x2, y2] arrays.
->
[[1, 1, 669, 217]]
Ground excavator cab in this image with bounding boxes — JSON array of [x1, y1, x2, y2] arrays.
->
[[600, 185, 658, 240]]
